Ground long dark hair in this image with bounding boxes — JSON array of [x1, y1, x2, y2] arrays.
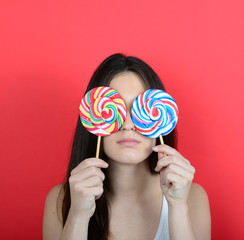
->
[[61, 53, 177, 239]]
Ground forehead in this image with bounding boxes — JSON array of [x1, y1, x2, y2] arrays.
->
[[109, 72, 146, 104]]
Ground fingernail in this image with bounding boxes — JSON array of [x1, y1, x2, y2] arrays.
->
[[152, 146, 158, 151]]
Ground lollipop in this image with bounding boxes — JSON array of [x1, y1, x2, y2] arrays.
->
[[131, 89, 178, 148], [79, 86, 126, 157]]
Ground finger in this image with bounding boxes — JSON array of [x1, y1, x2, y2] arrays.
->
[[159, 163, 194, 182], [71, 176, 103, 190], [163, 172, 186, 189], [71, 158, 109, 175], [81, 175, 104, 188], [91, 187, 104, 199], [153, 144, 182, 157], [153, 145, 190, 164], [155, 156, 195, 174], [70, 167, 105, 182], [82, 187, 104, 200]]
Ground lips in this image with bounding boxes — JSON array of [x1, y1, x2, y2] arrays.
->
[[117, 138, 140, 146]]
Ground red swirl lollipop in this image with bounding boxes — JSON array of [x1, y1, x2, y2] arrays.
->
[[79, 86, 126, 157]]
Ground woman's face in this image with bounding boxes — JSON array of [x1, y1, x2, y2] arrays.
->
[[103, 72, 156, 164]]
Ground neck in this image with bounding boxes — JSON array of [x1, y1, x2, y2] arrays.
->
[[106, 158, 161, 203]]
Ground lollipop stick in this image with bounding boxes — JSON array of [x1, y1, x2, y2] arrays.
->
[[96, 135, 101, 158], [159, 135, 167, 157], [159, 135, 164, 145]]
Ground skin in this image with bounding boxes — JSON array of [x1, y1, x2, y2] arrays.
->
[[42, 72, 211, 240]]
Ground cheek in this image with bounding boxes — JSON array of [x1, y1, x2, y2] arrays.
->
[[144, 138, 157, 154], [102, 135, 116, 157]]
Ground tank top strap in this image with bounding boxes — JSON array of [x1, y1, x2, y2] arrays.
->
[[154, 194, 170, 240]]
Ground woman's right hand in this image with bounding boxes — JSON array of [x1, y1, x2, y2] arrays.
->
[[68, 158, 109, 219]]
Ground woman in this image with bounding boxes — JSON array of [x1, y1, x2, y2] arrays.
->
[[43, 53, 211, 240]]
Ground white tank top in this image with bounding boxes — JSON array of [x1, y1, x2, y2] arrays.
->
[[154, 195, 170, 240]]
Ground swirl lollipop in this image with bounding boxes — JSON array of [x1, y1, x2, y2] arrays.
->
[[79, 86, 126, 157], [131, 89, 178, 148]]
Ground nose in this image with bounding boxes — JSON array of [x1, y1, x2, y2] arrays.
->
[[120, 110, 136, 131]]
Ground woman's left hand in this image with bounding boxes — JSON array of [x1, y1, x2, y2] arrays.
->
[[153, 144, 196, 207]]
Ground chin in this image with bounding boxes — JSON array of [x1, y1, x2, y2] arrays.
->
[[110, 158, 145, 165]]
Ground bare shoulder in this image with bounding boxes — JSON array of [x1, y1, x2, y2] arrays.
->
[[188, 182, 209, 204], [45, 183, 64, 222], [188, 182, 211, 239], [43, 183, 65, 240]]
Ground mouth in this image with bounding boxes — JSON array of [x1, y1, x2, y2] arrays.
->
[[117, 138, 140, 147]]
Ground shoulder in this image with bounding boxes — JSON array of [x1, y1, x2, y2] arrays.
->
[[45, 183, 64, 203], [45, 183, 65, 223], [188, 182, 209, 204], [188, 182, 210, 213], [188, 182, 211, 238], [43, 183, 64, 239]]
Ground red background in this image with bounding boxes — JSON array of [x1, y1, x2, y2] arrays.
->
[[0, 0, 243, 239]]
